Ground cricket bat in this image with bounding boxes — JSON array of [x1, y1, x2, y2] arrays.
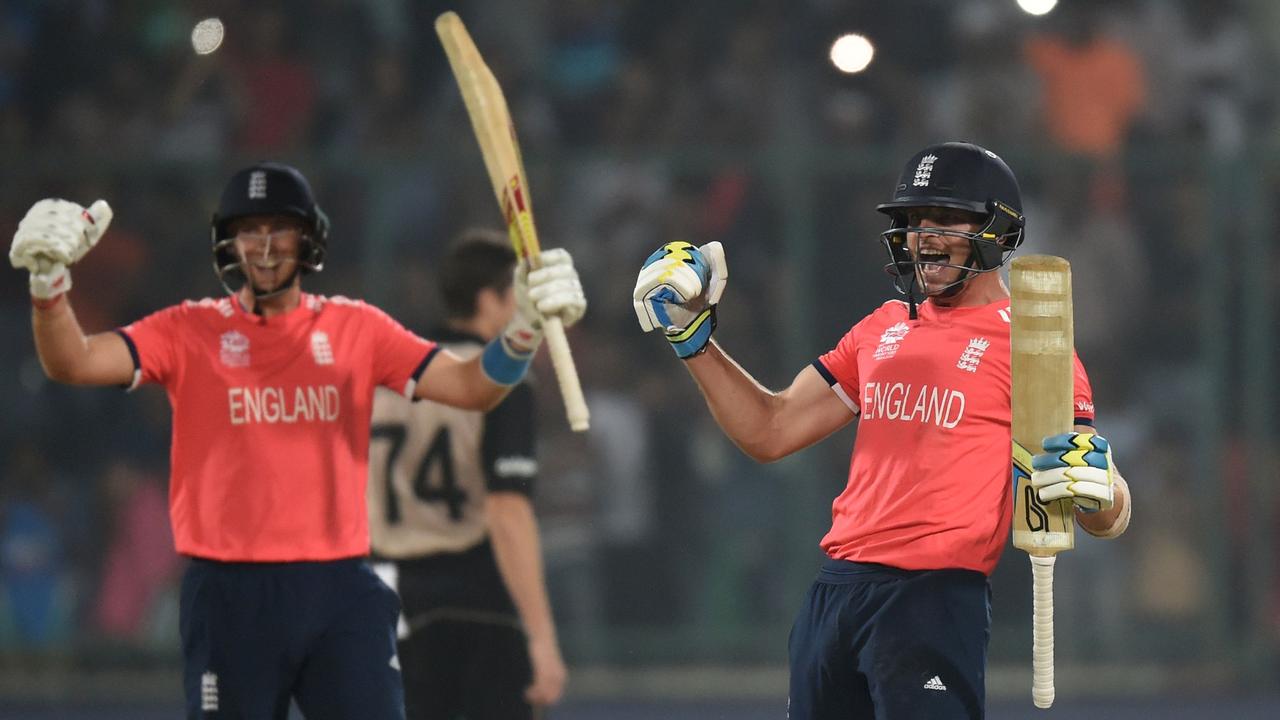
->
[[1010, 254, 1075, 709], [435, 11, 589, 432]]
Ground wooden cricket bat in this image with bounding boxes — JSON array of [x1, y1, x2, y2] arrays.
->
[[435, 11, 590, 432], [1010, 255, 1075, 709]]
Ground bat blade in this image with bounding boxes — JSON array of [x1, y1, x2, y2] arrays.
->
[[435, 12, 541, 261], [435, 11, 589, 432], [1009, 254, 1075, 709]]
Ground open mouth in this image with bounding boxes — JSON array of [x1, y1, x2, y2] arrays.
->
[[247, 257, 295, 272], [917, 251, 951, 274]]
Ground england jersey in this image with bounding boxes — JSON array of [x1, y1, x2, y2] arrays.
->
[[367, 329, 537, 560], [117, 293, 438, 562], [813, 298, 1094, 575]]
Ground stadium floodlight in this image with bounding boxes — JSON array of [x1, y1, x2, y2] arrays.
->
[[1017, 0, 1058, 16], [829, 33, 874, 75]]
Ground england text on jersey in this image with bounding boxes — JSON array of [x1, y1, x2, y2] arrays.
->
[[860, 382, 966, 428], [228, 385, 340, 425]]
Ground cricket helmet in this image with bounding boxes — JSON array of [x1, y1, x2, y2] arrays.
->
[[210, 162, 330, 291], [876, 142, 1024, 297]]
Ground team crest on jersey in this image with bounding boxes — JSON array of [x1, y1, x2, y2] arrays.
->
[[956, 337, 990, 372], [310, 331, 334, 365], [219, 331, 250, 367], [874, 322, 911, 360]]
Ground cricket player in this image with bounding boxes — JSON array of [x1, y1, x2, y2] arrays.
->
[[8, 162, 586, 720], [632, 142, 1131, 719], [368, 229, 565, 720]]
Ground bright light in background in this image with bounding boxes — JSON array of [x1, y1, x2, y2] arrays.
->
[[191, 17, 225, 55], [830, 33, 874, 74], [1016, 0, 1058, 15]]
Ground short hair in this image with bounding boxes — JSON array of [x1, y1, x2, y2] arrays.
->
[[438, 228, 517, 319]]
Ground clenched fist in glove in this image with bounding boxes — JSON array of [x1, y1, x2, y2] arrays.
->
[[1031, 432, 1115, 512], [10, 198, 114, 300], [504, 248, 587, 354], [632, 241, 727, 359]]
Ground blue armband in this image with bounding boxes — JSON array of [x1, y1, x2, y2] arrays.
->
[[481, 335, 533, 386]]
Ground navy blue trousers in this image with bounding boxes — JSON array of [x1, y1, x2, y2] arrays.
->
[[180, 557, 404, 720], [788, 559, 991, 720]]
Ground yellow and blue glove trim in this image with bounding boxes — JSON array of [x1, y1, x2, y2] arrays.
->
[[667, 305, 716, 359], [1032, 432, 1110, 472], [1032, 432, 1112, 513], [642, 240, 709, 278]]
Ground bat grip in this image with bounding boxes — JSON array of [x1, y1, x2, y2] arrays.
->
[[1030, 554, 1056, 709], [542, 316, 589, 432]]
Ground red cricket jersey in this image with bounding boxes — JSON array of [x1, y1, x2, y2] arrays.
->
[[814, 298, 1094, 576], [118, 293, 438, 561]]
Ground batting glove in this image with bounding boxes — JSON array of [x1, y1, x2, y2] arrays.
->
[[632, 241, 727, 359], [505, 248, 586, 354], [10, 198, 113, 299], [1030, 432, 1115, 512]]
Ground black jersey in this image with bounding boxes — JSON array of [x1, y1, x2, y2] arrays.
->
[[368, 329, 537, 560]]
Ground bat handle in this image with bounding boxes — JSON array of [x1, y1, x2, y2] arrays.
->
[[1030, 554, 1057, 709], [541, 316, 589, 432]]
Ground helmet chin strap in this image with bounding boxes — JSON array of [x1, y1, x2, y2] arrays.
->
[[239, 237, 302, 306], [906, 272, 920, 320], [217, 266, 301, 312], [909, 249, 981, 313], [248, 267, 301, 302]]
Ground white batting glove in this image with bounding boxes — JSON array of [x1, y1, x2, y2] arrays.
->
[[1030, 432, 1115, 512], [632, 241, 727, 358], [10, 198, 113, 299], [504, 248, 587, 354]]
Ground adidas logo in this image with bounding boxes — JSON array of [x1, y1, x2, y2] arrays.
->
[[923, 675, 947, 691]]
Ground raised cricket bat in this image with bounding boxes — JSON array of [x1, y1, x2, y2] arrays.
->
[[435, 11, 589, 432], [1010, 255, 1075, 709]]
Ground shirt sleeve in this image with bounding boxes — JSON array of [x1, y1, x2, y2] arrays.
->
[[366, 304, 438, 397], [481, 381, 536, 497], [814, 324, 862, 415], [116, 304, 184, 388], [1071, 352, 1096, 426]]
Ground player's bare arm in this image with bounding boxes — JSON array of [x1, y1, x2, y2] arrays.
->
[[11, 198, 135, 386], [686, 345, 854, 463], [415, 348, 512, 410], [633, 241, 854, 463], [416, 248, 585, 410], [33, 300, 136, 386], [485, 491, 567, 706], [1079, 470, 1129, 537]]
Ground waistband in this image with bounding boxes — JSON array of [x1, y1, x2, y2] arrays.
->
[[185, 555, 367, 572], [816, 558, 985, 585]]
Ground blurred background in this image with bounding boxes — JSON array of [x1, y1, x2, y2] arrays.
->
[[0, 0, 1277, 717]]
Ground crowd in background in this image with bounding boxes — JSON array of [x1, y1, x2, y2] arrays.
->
[[1, 0, 1278, 682]]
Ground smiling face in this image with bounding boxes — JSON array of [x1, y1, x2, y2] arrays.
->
[[904, 206, 983, 298], [228, 215, 306, 294]]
